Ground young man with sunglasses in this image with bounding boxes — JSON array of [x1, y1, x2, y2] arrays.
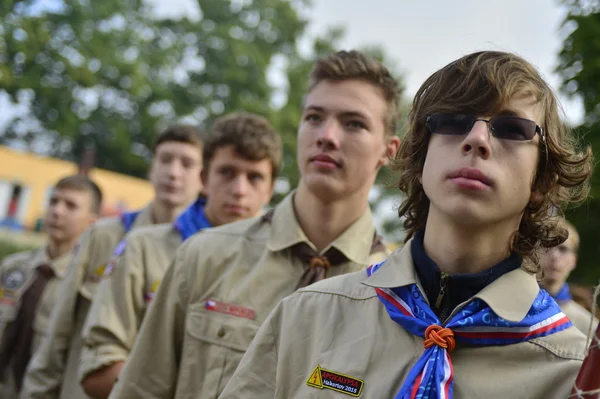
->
[[220, 51, 593, 399]]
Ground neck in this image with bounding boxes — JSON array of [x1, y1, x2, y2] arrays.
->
[[151, 200, 187, 224], [293, 183, 368, 252], [423, 206, 519, 275], [46, 239, 75, 260], [541, 280, 564, 297]]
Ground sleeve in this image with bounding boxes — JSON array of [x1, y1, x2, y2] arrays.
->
[[79, 235, 145, 381], [107, 246, 191, 399], [20, 233, 90, 399], [218, 304, 281, 399]]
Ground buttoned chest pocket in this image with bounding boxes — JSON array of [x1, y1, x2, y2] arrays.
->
[[180, 302, 260, 398]]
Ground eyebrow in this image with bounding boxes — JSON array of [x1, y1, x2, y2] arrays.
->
[[495, 109, 522, 118], [304, 105, 371, 121]]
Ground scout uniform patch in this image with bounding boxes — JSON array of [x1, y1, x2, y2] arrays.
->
[[102, 239, 128, 278], [306, 365, 364, 397], [2, 268, 26, 290], [144, 280, 161, 303]]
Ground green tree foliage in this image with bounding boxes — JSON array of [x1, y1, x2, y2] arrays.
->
[[0, 0, 307, 177], [557, 0, 600, 284], [0, 0, 408, 239]]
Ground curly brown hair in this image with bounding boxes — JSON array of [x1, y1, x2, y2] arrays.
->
[[309, 50, 402, 136], [393, 51, 593, 271], [204, 112, 282, 180]]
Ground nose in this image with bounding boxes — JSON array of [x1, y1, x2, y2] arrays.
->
[[315, 119, 342, 150], [50, 201, 65, 219], [231, 175, 249, 197], [461, 120, 492, 159], [166, 160, 184, 179]]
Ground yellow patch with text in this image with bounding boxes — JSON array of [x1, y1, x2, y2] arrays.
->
[[306, 365, 364, 397]]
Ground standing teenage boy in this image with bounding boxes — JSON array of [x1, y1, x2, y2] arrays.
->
[[0, 175, 102, 398]]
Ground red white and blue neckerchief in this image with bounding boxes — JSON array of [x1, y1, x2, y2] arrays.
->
[[366, 262, 572, 399], [552, 283, 572, 303], [173, 196, 211, 241]]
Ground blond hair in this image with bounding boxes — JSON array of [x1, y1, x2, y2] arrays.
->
[[309, 50, 402, 136]]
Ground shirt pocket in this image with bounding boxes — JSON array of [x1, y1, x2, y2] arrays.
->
[[180, 301, 260, 398]]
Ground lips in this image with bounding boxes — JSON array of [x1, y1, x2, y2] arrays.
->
[[225, 204, 246, 215], [448, 167, 492, 187], [310, 153, 340, 167]]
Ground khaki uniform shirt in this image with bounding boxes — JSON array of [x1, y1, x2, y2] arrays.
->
[[0, 247, 73, 399], [220, 242, 587, 399], [79, 223, 184, 380], [108, 193, 388, 399], [560, 298, 599, 337], [21, 206, 154, 399]]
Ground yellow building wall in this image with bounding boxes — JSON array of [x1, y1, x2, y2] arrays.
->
[[0, 146, 153, 228]]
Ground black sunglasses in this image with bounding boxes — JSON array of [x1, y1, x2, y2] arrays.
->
[[426, 113, 545, 143]]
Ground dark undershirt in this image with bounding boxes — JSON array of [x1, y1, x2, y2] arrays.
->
[[411, 230, 522, 322]]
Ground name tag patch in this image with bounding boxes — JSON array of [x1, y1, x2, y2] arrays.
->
[[307, 365, 364, 397], [204, 300, 255, 320]]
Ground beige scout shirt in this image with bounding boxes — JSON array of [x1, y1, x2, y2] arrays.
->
[[0, 246, 73, 399], [108, 193, 388, 399], [559, 299, 599, 337], [79, 223, 184, 381], [220, 242, 588, 399], [21, 206, 154, 399]]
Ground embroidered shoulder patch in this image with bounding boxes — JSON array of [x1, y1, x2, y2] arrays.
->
[[306, 365, 364, 397], [2, 269, 26, 290]]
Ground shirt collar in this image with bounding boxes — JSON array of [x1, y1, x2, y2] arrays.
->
[[36, 246, 73, 278], [133, 203, 156, 228], [362, 239, 540, 322], [267, 191, 378, 264]]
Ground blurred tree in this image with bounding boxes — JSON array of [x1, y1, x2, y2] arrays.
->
[[0, 0, 307, 177], [557, 0, 600, 285], [0, 0, 408, 240]]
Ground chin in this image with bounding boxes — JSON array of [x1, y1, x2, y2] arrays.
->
[[304, 177, 346, 202], [157, 194, 185, 206]]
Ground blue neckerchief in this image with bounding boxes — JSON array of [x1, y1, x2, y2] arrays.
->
[[173, 197, 211, 241], [120, 210, 142, 233], [553, 283, 572, 303], [366, 262, 572, 399]]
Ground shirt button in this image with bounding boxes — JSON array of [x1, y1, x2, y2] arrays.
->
[[217, 327, 226, 338]]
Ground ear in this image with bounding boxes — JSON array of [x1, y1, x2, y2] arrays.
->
[[265, 176, 276, 205], [201, 168, 209, 187], [88, 213, 99, 226], [378, 136, 400, 168], [529, 190, 544, 206]]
